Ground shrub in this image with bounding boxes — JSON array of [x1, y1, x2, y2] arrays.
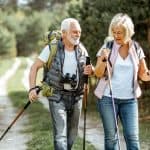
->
[[0, 26, 16, 57]]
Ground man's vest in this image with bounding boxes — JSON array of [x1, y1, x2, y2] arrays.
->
[[44, 40, 87, 95]]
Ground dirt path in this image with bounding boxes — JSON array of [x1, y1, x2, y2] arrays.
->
[[0, 58, 29, 150]]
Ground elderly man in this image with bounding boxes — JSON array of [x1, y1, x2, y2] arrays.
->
[[28, 18, 93, 150]]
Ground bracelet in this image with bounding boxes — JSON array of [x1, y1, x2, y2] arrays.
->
[[29, 86, 37, 93]]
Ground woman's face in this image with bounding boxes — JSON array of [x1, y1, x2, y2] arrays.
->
[[112, 25, 125, 45]]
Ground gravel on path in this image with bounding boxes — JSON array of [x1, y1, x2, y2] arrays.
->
[[0, 58, 29, 150]]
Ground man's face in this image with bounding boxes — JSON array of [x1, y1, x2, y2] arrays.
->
[[66, 22, 81, 45]]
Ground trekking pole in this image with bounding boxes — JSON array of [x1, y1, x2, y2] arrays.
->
[[83, 56, 90, 150], [106, 61, 121, 150], [0, 86, 41, 141]]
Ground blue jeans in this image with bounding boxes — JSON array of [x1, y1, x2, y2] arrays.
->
[[48, 94, 82, 150], [97, 96, 140, 150]]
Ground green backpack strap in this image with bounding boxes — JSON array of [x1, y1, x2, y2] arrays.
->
[[46, 39, 58, 69], [41, 31, 60, 97], [44, 30, 61, 69], [41, 40, 57, 97]]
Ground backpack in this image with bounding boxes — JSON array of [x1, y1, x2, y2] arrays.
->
[[41, 30, 61, 97], [43, 30, 61, 70]]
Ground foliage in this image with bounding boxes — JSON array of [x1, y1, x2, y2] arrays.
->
[[27, 0, 72, 9], [16, 11, 52, 56], [0, 1, 69, 56], [67, 0, 82, 19], [27, 0, 50, 11], [67, 0, 150, 64], [1, 10, 25, 45], [0, 26, 16, 56], [16, 6, 69, 56], [0, 9, 26, 56]]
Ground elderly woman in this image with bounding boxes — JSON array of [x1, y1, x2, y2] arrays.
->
[[94, 13, 150, 150]]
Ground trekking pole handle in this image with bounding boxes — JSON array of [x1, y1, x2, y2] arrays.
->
[[29, 85, 42, 94], [23, 86, 42, 111], [84, 56, 90, 84], [35, 86, 42, 94]]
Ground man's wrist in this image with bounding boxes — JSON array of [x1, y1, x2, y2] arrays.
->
[[29, 86, 37, 93]]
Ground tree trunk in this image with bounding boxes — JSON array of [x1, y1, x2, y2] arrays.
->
[[147, 19, 150, 46]]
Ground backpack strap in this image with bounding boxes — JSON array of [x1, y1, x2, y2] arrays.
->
[[106, 40, 113, 50], [104, 40, 141, 68], [46, 39, 58, 69], [106, 40, 113, 67], [133, 40, 141, 60]]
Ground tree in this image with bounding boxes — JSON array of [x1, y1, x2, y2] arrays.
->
[[0, 0, 18, 11], [0, 26, 16, 57], [68, 0, 150, 63], [27, 0, 50, 11]]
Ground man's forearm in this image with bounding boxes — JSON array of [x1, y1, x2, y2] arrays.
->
[[29, 65, 38, 89]]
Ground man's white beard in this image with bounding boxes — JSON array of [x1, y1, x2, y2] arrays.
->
[[68, 36, 80, 45]]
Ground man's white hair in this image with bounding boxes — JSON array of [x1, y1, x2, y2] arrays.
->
[[61, 18, 80, 32], [108, 13, 135, 43]]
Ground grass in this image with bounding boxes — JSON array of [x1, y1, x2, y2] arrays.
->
[[0, 57, 15, 76], [7, 57, 95, 150], [139, 120, 150, 149]]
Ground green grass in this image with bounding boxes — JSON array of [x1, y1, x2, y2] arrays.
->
[[139, 120, 150, 149], [7, 57, 95, 150], [0, 58, 15, 76]]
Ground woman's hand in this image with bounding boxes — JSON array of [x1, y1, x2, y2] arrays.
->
[[141, 71, 150, 81], [100, 48, 110, 61], [139, 58, 150, 81]]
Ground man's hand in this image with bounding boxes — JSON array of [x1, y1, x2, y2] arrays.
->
[[28, 89, 39, 103], [84, 65, 94, 75]]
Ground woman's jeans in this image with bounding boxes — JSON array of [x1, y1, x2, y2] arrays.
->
[[48, 94, 82, 150], [97, 96, 140, 150]]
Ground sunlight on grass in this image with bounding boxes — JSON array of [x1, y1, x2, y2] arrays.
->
[[0, 58, 15, 77]]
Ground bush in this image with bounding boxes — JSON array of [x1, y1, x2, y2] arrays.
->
[[0, 26, 16, 57], [17, 11, 56, 56]]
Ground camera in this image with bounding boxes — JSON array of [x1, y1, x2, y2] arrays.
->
[[61, 73, 77, 90]]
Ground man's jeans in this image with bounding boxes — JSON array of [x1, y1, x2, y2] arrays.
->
[[97, 96, 140, 150], [49, 94, 82, 150]]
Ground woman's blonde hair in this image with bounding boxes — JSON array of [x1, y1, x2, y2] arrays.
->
[[107, 13, 135, 43]]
